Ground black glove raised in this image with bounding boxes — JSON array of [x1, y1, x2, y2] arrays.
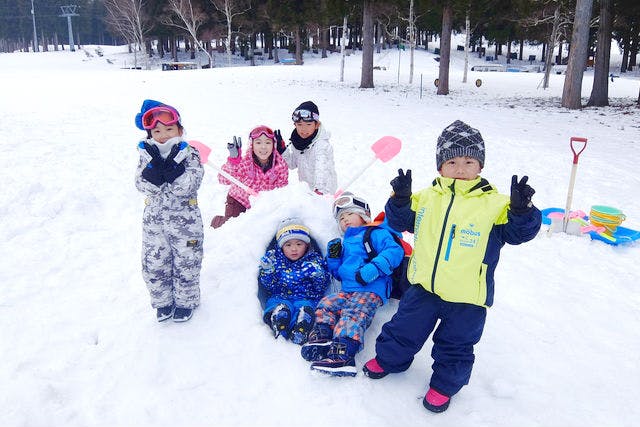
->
[[227, 136, 242, 158], [510, 175, 535, 214], [327, 238, 342, 258], [141, 143, 166, 186], [163, 143, 186, 184], [390, 168, 412, 205], [274, 129, 286, 155]]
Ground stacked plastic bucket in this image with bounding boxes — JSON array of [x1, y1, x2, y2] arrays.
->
[[589, 205, 626, 236]]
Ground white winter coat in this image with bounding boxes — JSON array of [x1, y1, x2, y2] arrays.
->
[[282, 124, 337, 195]]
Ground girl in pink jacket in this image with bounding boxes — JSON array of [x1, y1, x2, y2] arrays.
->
[[211, 125, 289, 228]]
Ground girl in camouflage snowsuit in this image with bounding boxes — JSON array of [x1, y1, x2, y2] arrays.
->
[[134, 99, 204, 323]]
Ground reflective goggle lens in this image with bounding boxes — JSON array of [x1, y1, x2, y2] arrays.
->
[[142, 106, 180, 130], [249, 125, 275, 140], [333, 195, 369, 219], [291, 109, 319, 122]]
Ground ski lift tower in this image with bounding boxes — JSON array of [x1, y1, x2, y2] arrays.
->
[[59, 5, 78, 52]]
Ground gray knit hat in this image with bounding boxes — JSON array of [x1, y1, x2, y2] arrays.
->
[[435, 120, 485, 170], [276, 217, 311, 248]]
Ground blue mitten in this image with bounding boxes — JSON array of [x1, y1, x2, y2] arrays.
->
[[260, 255, 275, 274], [356, 263, 379, 286]]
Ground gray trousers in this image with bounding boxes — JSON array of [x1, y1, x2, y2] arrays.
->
[[141, 202, 203, 309]]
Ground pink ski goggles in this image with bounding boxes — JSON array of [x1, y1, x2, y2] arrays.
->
[[141, 106, 181, 130], [249, 125, 275, 141]]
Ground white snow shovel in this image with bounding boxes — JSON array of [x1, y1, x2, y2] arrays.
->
[[562, 137, 588, 232]]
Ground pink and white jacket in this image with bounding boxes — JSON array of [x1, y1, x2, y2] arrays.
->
[[218, 142, 289, 208]]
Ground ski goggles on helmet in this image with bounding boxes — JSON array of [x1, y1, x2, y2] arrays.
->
[[141, 106, 181, 130], [291, 109, 319, 123], [333, 193, 370, 220], [249, 125, 275, 141]]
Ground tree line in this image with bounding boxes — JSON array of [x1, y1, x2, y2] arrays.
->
[[1, 0, 639, 107]]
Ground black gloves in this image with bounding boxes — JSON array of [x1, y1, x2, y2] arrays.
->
[[141, 142, 187, 186], [274, 129, 286, 155], [227, 136, 242, 159], [141, 143, 166, 186], [390, 168, 412, 205], [327, 238, 342, 258], [510, 175, 535, 214], [163, 144, 186, 183]]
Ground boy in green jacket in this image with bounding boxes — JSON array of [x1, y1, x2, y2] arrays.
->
[[362, 120, 541, 413]]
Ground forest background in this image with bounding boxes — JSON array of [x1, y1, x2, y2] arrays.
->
[[2, 0, 639, 108]]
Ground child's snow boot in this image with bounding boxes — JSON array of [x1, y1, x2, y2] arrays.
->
[[156, 304, 174, 322], [290, 306, 314, 345], [309, 337, 359, 377], [270, 304, 291, 339], [173, 307, 193, 322], [422, 387, 450, 413], [301, 323, 333, 361], [362, 357, 388, 379]]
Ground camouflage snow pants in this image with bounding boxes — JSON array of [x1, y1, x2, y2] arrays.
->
[[141, 202, 204, 309]]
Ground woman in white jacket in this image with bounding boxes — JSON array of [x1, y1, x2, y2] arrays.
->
[[276, 101, 337, 195]]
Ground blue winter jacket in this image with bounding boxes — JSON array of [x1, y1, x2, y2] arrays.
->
[[258, 242, 330, 307], [327, 223, 405, 304]]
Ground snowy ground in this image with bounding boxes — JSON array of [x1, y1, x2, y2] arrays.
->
[[1, 42, 639, 427]]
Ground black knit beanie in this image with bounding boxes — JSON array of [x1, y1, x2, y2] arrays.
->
[[294, 101, 319, 117]]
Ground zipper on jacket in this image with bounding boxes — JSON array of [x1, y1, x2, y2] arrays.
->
[[444, 224, 456, 261], [430, 181, 456, 292]]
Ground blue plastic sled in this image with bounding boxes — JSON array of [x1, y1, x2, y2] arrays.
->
[[541, 207, 640, 246]]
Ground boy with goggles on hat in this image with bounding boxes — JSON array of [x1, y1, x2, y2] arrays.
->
[[134, 99, 204, 323], [273, 101, 337, 195], [300, 192, 405, 377], [362, 120, 541, 413]]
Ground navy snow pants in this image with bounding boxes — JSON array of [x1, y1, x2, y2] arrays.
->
[[374, 284, 487, 397]]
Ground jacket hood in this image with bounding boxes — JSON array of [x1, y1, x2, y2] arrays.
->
[[432, 176, 496, 197]]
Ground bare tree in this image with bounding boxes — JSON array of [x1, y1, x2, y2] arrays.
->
[[437, 2, 453, 95], [339, 15, 348, 82], [587, 0, 613, 107], [164, 0, 214, 68], [394, 0, 419, 84], [519, 1, 573, 90], [561, 0, 593, 109], [104, 0, 150, 69], [210, 0, 251, 66]]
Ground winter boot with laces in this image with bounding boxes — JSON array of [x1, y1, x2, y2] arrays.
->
[[270, 304, 291, 339], [309, 337, 359, 377], [290, 306, 315, 345], [301, 323, 333, 361]]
